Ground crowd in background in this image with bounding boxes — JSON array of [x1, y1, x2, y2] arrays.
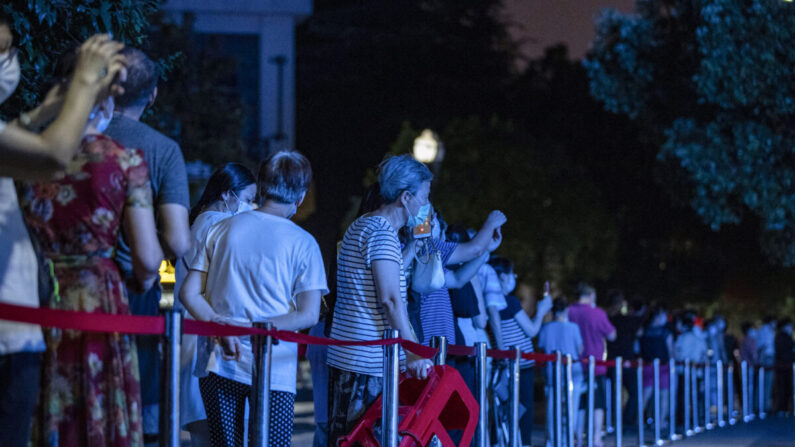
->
[[1, 14, 795, 447]]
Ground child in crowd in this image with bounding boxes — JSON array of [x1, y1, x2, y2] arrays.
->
[[539, 297, 584, 447]]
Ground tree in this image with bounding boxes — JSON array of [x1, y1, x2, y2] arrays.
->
[[584, 0, 795, 266], [0, 0, 161, 120], [385, 118, 619, 290]]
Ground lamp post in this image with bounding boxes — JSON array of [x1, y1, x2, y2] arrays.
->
[[412, 129, 445, 171]]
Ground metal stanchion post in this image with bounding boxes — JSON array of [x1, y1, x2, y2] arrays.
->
[[653, 358, 662, 446], [717, 360, 725, 427], [381, 329, 399, 447], [792, 362, 795, 417], [615, 357, 623, 447], [669, 358, 679, 441], [587, 356, 595, 447], [758, 366, 766, 419], [637, 360, 645, 447], [606, 376, 614, 434], [566, 354, 575, 447], [430, 335, 447, 366], [741, 361, 750, 422], [684, 359, 692, 437], [251, 321, 274, 447], [555, 351, 563, 447], [161, 309, 182, 447], [727, 364, 736, 425], [510, 347, 521, 447], [704, 360, 713, 430], [692, 363, 702, 433], [749, 365, 756, 419], [475, 342, 488, 447]]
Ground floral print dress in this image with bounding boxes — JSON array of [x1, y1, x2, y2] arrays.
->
[[19, 134, 152, 447]]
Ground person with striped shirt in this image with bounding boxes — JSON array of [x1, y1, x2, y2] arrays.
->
[[327, 155, 435, 443], [489, 257, 553, 445]]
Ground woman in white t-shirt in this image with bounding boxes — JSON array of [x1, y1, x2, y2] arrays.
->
[[174, 163, 256, 447], [180, 152, 328, 447]]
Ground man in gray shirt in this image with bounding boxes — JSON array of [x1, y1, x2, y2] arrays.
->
[[104, 47, 191, 439]]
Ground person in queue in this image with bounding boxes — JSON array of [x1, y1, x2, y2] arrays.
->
[[180, 151, 327, 447], [17, 44, 162, 445], [104, 47, 192, 437], [568, 284, 616, 447], [489, 256, 552, 445], [327, 155, 436, 443], [173, 163, 256, 447], [0, 26, 127, 447], [639, 305, 673, 430], [415, 209, 505, 346]]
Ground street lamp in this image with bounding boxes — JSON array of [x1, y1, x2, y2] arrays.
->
[[412, 129, 445, 164]]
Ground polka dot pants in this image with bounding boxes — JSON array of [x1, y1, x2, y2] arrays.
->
[[199, 373, 295, 447]]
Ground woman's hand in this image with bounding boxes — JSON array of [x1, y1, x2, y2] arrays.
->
[[406, 352, 433, 380], [72, 34, 126, 90], [218, 336, 242, 361], [484, 210, 507, 230]]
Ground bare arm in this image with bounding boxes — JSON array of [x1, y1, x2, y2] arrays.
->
[[471, 275, 488, 330], [445, 252, 488, 289], [514, 301, 550, 339], [372, 259, 432, 379], [488, 305, 505, 350], [0, 35, 125, 178], [267, 290, 321, 332], [179, 270, 216, 321], [446, 211, 506, 265], [158, 204, 191, 259], [123, 205, 164, 291]]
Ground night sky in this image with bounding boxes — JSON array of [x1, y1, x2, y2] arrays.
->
[[505, 0, 635, 59]]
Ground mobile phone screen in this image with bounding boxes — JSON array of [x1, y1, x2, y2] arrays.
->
[[413, 213, 432, 238]]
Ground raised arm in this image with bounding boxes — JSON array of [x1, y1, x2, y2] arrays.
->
[[446, 211, 506, 265], [514, 296, 552, 338], [470, 275, 488, 330], [0, 35, 126, 178], [445, 252, 488, 289]]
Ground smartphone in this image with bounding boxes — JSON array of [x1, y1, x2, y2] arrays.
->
[[413, 212, 432, 239]]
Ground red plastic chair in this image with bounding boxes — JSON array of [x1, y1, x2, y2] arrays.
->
[[338, 365, 479, 447]]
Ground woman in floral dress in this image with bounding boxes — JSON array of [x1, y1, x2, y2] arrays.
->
[[19, 92, 163, 446]]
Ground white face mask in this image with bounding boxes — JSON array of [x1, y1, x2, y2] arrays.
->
[[0, 51, 21, 105], [237, 201, 254, 213], [500, 273, 516, 295]]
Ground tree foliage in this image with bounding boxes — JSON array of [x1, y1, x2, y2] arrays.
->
[[0, 0, 161, 120], [387, 118, 619, 289], [585, 0, 795, 266]]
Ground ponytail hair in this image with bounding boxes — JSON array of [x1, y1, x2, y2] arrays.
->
[[190, 163, 256, 225]]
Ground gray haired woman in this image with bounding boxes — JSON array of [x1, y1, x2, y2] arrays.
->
[[327, 155, 435, 443]]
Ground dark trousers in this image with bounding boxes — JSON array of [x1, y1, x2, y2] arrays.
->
[[519, 367, 535, 444], [127, 281, 162, 407], [621, 366, 639, 427], [0, 352, 42, 447]]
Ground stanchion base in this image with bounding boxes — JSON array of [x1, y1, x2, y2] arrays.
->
[[693, 426, 704, 434], [718, 421, 727, 428], [758, 413, 767, 420], [743, 415, 755, 422], [606, 427, 615, 434], [669, 434, 682, 441], [728, 418, 737, 425], [685, 430, 694, 437], [655, 439, 666, 446], [705, 423, 715, 430]]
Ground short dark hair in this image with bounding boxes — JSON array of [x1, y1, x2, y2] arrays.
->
[[488, 256, 513, 276], [681, 311, 697, 331], [577, 283, 595, 299], [446, 224, 472, 243], [552, 297, 569, 315], [357, 183, 383, 217], [0, 12, 12, 28], [778, 318, 793, 329], [115, 47, 158, 109], [741, 321, 753, 336], [258, 150, 312, 204]]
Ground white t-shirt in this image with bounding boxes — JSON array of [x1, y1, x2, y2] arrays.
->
[[0, 177, 45, 354], [327, 215, 407, 377], [190, 210, 328, 394]]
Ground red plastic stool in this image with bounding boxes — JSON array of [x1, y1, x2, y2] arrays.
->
[[338, 365, 479, 447]]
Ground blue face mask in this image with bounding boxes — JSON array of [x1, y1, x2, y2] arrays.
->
[[405, 194, 431, 228]]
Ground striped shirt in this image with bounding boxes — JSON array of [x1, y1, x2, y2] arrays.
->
[[418, 239, 457, 345], [499, 294, 535, 368], [327, 216, 407, 377]]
